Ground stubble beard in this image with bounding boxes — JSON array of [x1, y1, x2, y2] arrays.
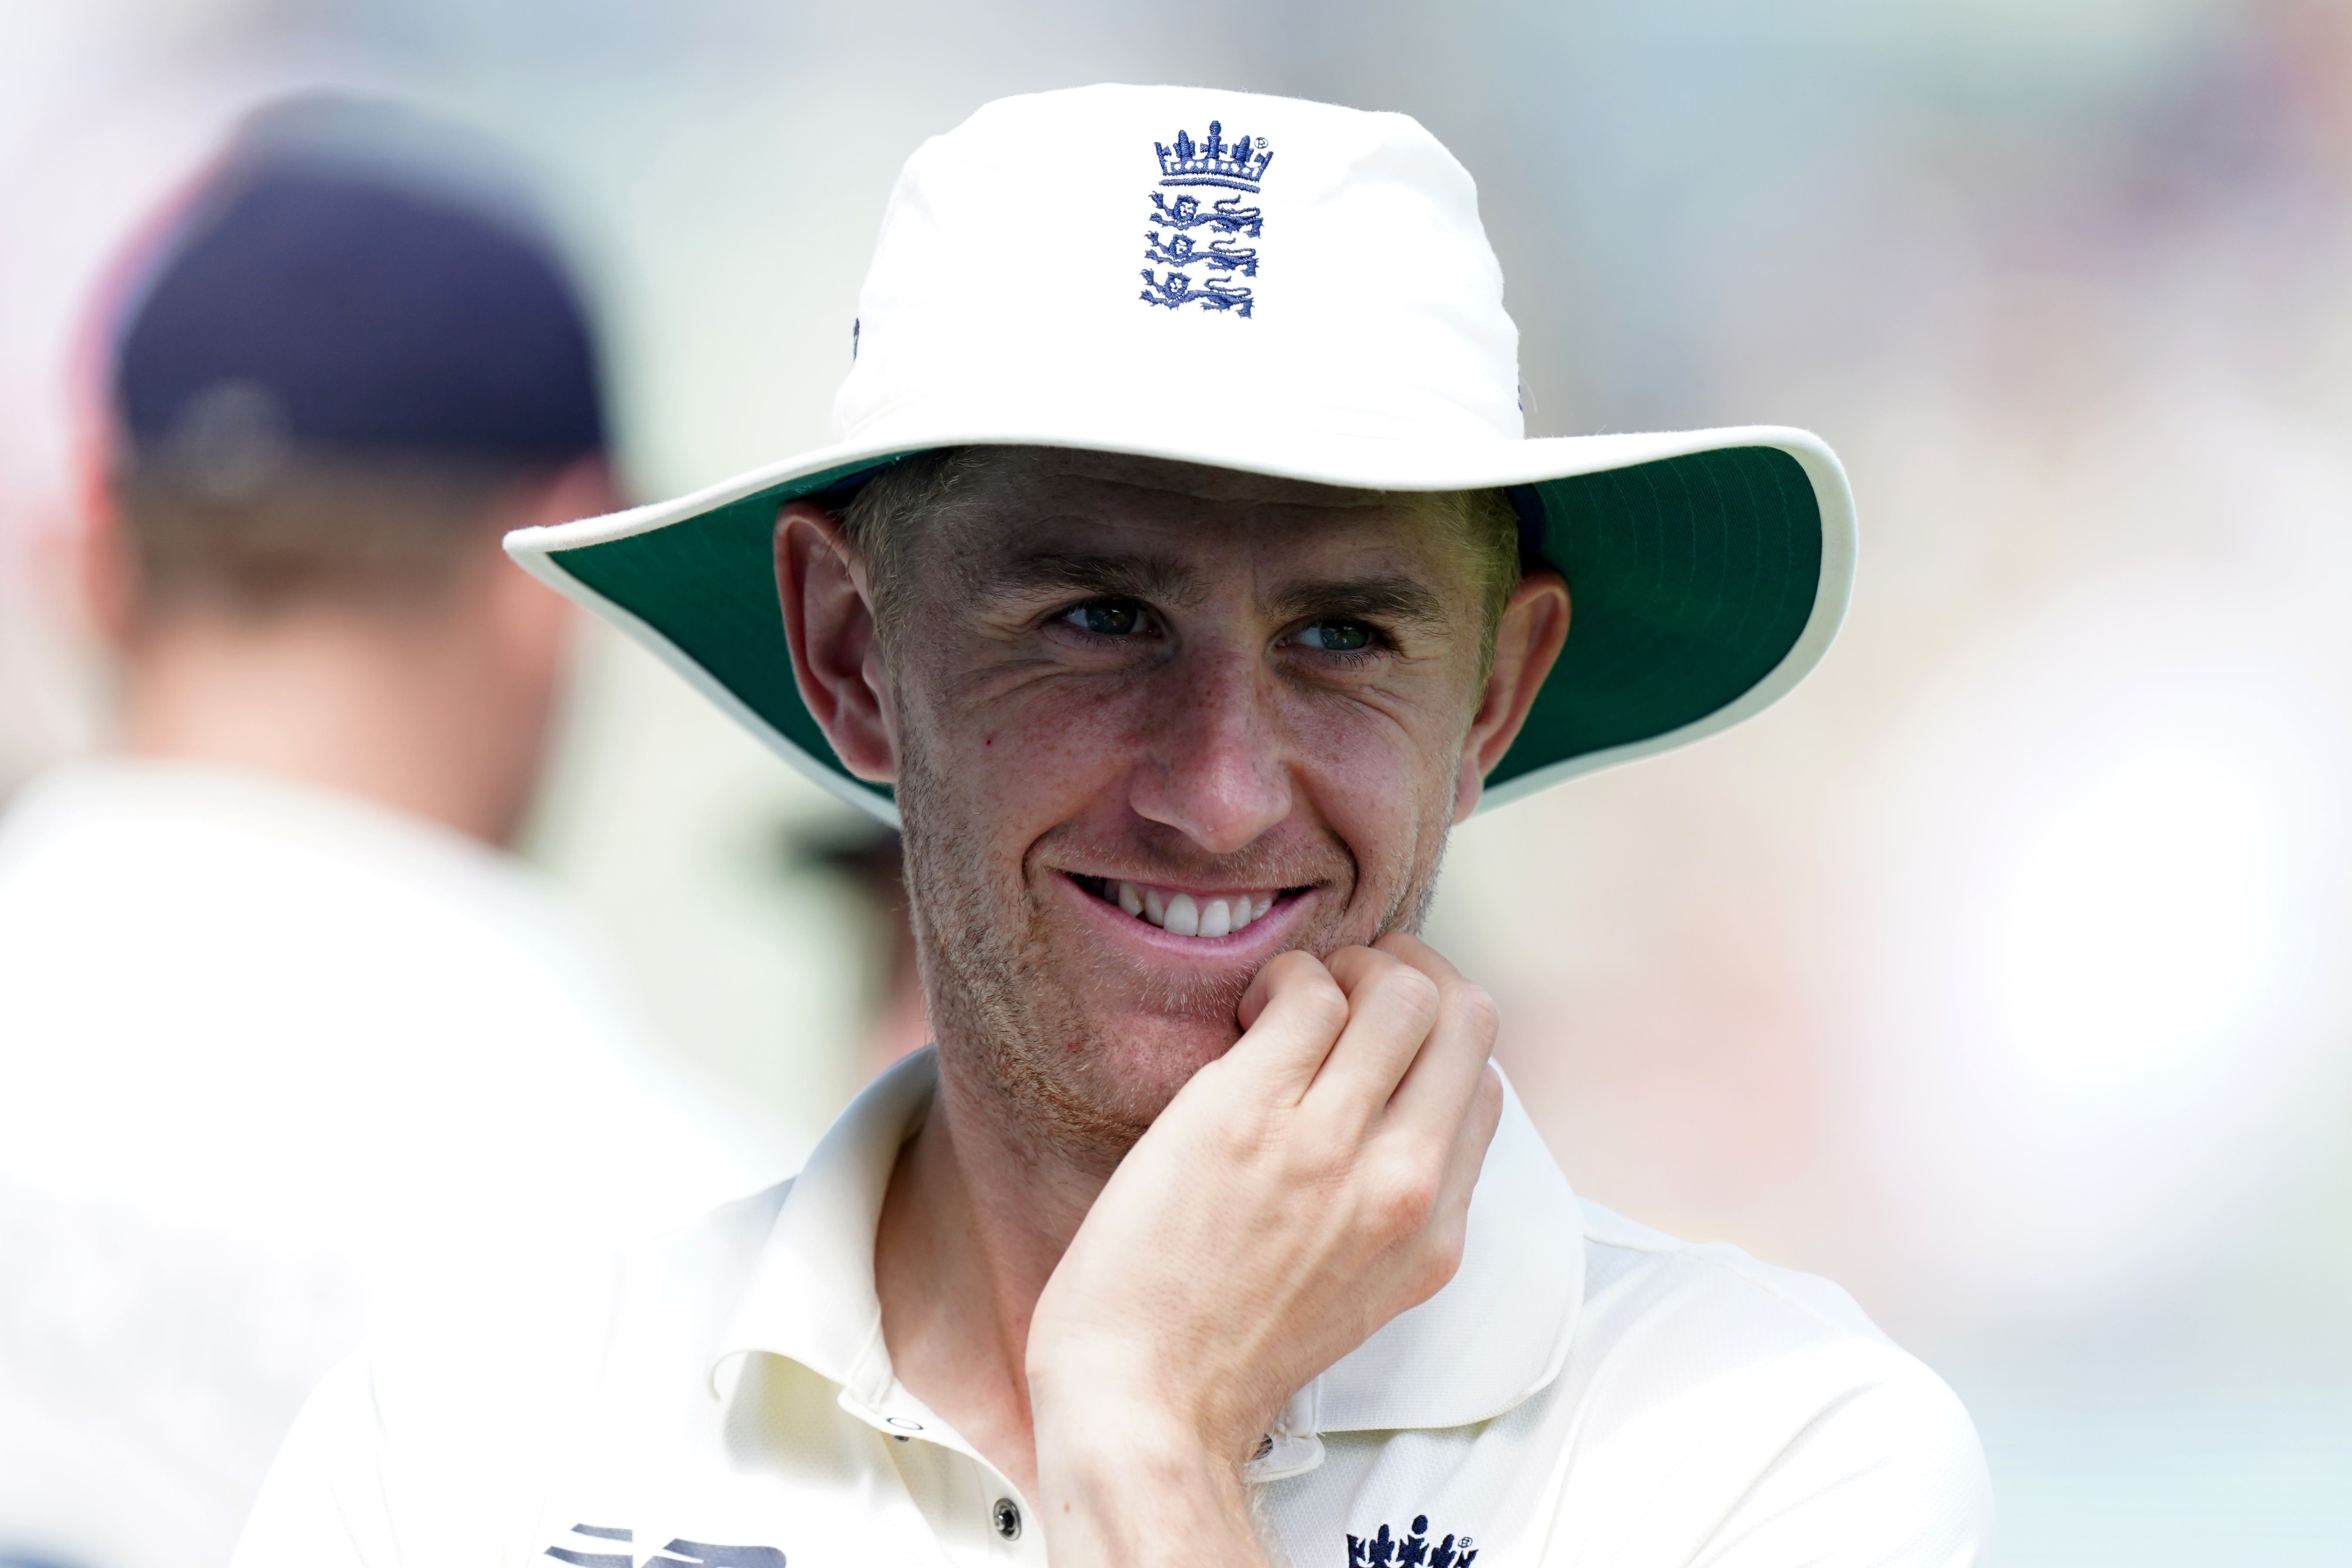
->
[[892, 723, 1453, 1174]]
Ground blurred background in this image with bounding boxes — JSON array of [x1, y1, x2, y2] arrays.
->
[[5, 0, 2351, 1561]]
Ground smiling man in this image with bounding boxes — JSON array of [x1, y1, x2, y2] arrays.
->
[[237, 87, 1991, 1568]]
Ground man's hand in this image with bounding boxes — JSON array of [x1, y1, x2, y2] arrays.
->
[[1026, 934, 1504, 1568]]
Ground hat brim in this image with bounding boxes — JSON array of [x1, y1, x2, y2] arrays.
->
[[506, 425, 1854, 826]]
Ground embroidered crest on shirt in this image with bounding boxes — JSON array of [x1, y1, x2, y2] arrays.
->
[[546, 1524, 785, 1568], [1348, 1515, 1477, 1568], [1139, 120, 1269, 317]]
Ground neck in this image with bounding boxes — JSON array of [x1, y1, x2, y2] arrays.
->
[[118, 596, 547, 847], [875, 1049, 1126, 1500]]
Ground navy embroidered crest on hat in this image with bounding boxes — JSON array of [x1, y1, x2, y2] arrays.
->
[[1139, 120, 1267, 317]]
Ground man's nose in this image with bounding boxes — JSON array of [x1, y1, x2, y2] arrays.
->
[[1125, 648, 1293, 856]]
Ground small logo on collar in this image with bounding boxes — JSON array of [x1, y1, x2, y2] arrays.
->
[[1139, 119, 1268, 318], [545, 1525, 785, 1568], [1348, 1515, 1477, 1568]]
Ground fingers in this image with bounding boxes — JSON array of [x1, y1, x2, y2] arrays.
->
[[1236, 948, 1305, 1031], [1379, 933, 1500, 1141], [1233, 935, 1500, 1138], [1358, 936, 1501, 1281], [1297, 943, 1444, 1120], [1390, 1061, 1503, 1311], [1226, 950, 1350, 1100], [1429, 1063, 1505, 1225]]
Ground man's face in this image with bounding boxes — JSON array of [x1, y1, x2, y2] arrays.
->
[[874, 452, 1502, 1153]]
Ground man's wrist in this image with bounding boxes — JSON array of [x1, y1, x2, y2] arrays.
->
[[1030, 1369, 1243, 1485], [1028, 1338, 1237, 1457], [1031, 1386, 1265, 1568]]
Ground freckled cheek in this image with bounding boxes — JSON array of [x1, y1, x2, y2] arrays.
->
[[1281, 697, 1454, 847], [943, 683, 1147, 811]]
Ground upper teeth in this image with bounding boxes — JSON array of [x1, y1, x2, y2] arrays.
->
[[1113, 881, 1275, 938]]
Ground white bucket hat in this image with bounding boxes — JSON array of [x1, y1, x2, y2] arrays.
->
[[507, 83, 1856, 825]]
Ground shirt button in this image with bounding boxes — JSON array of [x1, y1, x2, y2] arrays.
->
[[992, 1497, 1022, 1541]]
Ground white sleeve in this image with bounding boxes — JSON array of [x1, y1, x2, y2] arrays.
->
[[1686, 1358, 1994, 1568], [234, 1247, 628, 1568], [232, 1355, 406, 1568]]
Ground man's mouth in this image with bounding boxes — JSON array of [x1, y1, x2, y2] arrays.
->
[[1070, 875, 1300, 939]]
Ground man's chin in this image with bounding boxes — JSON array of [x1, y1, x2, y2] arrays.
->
[[1066, 1008, 1245, 1131]]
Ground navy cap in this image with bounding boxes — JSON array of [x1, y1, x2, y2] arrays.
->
[[114, 99, 606, 463]]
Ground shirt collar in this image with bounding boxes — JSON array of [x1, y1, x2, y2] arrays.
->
[[713, 1047, 933, 1409], [713, 1047, 1584, 1436]]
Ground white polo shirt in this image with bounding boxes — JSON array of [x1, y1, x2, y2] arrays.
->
[[237, 1048, 1991, 1568]]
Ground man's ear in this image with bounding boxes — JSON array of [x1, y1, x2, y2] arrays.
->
[[1452, 569, 1571, 823], [774, 499, 897, 784]]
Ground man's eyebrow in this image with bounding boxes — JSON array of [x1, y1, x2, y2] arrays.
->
[[966, 551, 1207, 608], [1266, 576, 1452, 634]]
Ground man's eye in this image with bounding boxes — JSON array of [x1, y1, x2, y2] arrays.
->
[[1292, 618, 1375, 652], [1062, 599, 1146, 636]]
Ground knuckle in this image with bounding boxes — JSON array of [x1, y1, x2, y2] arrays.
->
[[1367, 1157, 1440, 1241], [1451, 982, 1500, 1040], [1205, 1127, 1249, 1167], [1382, 966, 1443, 1025], [1267, 953, 1348, 1029], [1203, 1097, 1254, 1144], [1412, 1232, 1467, 1300], [1299, 979, 1350, 1034]]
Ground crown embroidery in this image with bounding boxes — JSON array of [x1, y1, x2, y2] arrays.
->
[[1155, 120, 1275, 192], [1139, 119, 1268, 318], [1348, 1516, 1477, 1568]]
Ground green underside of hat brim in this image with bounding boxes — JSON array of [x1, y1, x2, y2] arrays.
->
[[550, 444, 1822, 817]]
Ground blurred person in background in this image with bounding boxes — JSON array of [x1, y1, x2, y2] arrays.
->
[[0, 97, 799, 1568]]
